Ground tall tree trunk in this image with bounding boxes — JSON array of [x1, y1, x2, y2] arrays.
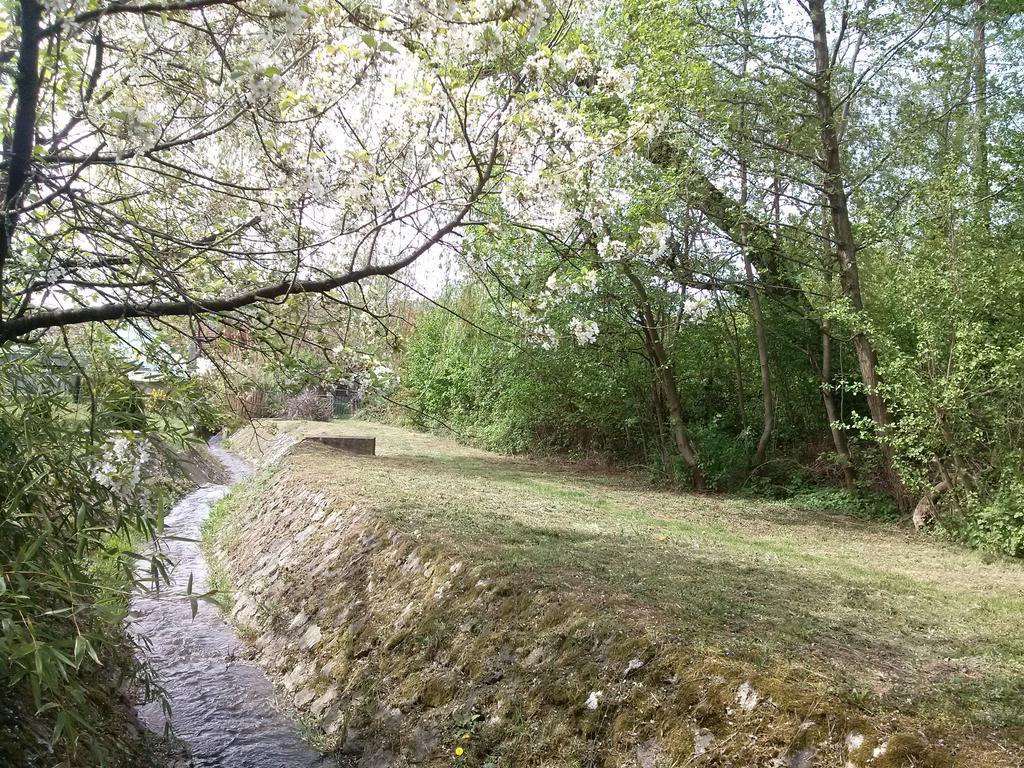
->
[[1, 0, 43, 299], [713, 291, 747, 430], [808, 0, 902, 500], [649, 379, 675, 473], [738, 156, 772, 467], [738, 1, 773, 468], [973, 0, 990, 230], [625, 268, 704, 490]]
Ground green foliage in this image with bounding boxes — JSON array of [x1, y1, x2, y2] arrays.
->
[[0, 338, 217, 764], [399, 282, 828, 493], [687, 420, 755, 491], [965, 495, 1024, 558], [166, 374, 232, 436], [946, 475, 1024, 558], [785, 485, 900, 523], [401, 286, 658, 459]]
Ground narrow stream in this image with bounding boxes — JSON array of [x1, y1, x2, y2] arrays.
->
[[130, 444, 326, 768]]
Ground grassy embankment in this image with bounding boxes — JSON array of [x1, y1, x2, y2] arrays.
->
[[208, 419, 1024, 767]]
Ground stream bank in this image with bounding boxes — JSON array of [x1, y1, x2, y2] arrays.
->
[[202, 420, 1023, 768]]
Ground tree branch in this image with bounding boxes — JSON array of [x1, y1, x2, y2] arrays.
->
[[1, 0, 43, 295], [0, 141, 500, 342], [37, 0, 243, 38]]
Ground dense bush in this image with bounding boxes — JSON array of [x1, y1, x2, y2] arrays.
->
[[399, 285, 830, 491], [943, 475, 1024, 558], [401, 288, 648, 459]]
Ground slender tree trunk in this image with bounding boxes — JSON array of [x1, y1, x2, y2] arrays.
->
[[818, 320, 857, 492], [816, 202, 857, 492], [808, 0, 902, 501], [973, 1, 990, 230], [744, 251, 773, 466], [649, 380, 675, 473], [713, 292, 747, 430], [625, 268, 704, 490], [737, 0, 773, 467]]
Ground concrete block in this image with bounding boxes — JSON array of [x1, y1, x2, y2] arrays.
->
[[301, 435, 376, 455]]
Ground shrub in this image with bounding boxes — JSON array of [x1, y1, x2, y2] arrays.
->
[[953, 478, 1024, 558], [283, 388, 334, 421], [690, 420, 755, 491], [786, 485, 900, 521]]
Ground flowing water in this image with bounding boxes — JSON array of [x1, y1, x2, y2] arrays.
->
[[130, 444, 326, 768]]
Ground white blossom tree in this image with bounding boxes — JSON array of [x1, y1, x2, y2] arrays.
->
[[0, 0, 567, 344]]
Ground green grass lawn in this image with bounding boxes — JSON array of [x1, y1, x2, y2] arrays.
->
[[228, 419, 1024, 758]]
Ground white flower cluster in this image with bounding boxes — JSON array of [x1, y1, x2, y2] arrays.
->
[[126, 108, 161, 152], [530, 323, 558, 350], [296, 167, 329, 201], [596, 65, 636, 99], [267, 0, 308, 34], [522, 51, 550, 83], [629, 105, 668, 146], [583, 204, 605, 234], [510, 265, 603, 350], [473, 0, 548, 41], [563, 47, 593, 79], [474, 22, 505, 55], [543, 268, 599, 297], [500, 162, 560, 223], [246, 72, 285, 105], [596, 236, 628, 261], [92, 435, 154, 507], [476, 0, 516, 17], [521, 1, 549, 41], [569, 317, 599, 345], [639, 222, 671, 262], [518, 46, 596, 89], [329, 347, 400, 391]]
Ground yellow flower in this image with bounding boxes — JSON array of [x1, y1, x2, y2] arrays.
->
[[462, 732, 471, 741], [455, 746, 464, 756]]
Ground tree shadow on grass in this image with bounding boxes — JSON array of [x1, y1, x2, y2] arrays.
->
[[295, 446, 1024, 725], [465, 516, 1024, 726]]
